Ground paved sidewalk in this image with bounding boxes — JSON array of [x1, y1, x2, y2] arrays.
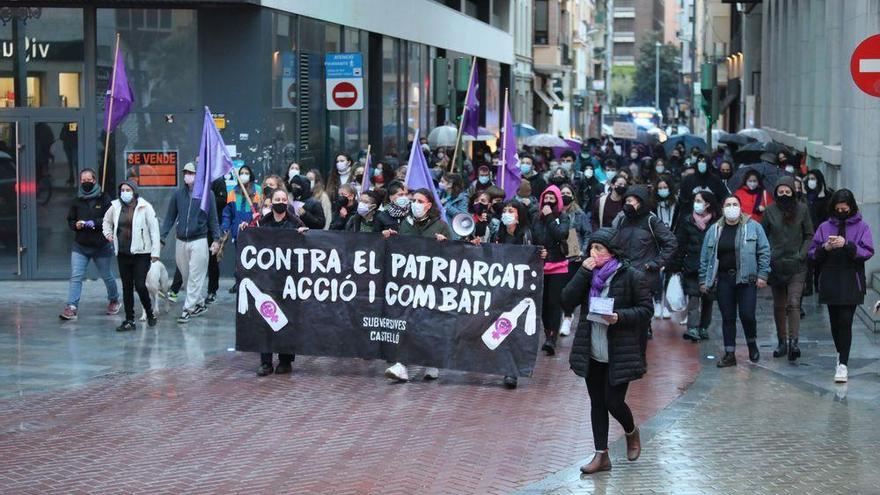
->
[[0, 280, 700, 494]]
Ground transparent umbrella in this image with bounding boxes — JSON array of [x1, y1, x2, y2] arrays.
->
[[524, 133, 568, 148], [737, 128, 771, 143], [427, 125, 459, 147]]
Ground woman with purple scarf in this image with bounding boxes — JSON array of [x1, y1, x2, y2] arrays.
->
[[561, 228, 653, 475], [808, 189, 874, 383]]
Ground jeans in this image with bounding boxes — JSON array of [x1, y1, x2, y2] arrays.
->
[[117, 253, 152, 321], [828, 305, 856, 366], [542, 273, 568, 339], [716, 272, 758, 352], [175, 238, 209, 311], [686, 295, 713, 330], [586, 359, 635, 451], [771, 270, 806, 341], [67, 243, 119, 307]]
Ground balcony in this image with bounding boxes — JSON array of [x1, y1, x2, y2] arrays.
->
[[613, 32, 635, 43], [534, 44, 569, 74]]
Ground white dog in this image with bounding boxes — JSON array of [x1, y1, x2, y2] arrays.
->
[[141, 260, 171, 321]]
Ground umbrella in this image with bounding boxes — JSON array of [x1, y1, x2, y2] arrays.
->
[[663, 134, 707, 155], [552, 137, 583, 158], [463, 126, 497, 142], [647, 127, 668, 143], [737, 128, 771, 143], [729, 162, 783, 192], [719, 133, 753, 147], [524, 133, 568, 148], [513, 123, 538, 138], [427, 125, 458, 147], [733, 141, 789, 164]]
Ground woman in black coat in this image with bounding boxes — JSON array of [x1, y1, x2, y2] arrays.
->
[[531, 185, 570, 356], [674, 189, 719, 342], [561, 227, 653, 475]]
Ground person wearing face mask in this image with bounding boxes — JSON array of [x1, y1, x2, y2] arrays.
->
[[559, 184, 591, 337], [518, 154, 547, 199], [377, 181, 410, 238], [60, 168, 120, 321], [306, 169, 333, 229], [330, 184, 357, 230], [515, 180, 539, 217], [673, 190, 719, 342], [470, 165, 494, 195], [591, 174, 628, 230], [625, 148, 642, 181], [532, 185, 571, 355], [666, 148, 684, 176], [733, 170, 773, 223], [777, 152, 797, 176], [561, 228, 652, 475], [809, 189, 874, 383], [345, 190, 385, 232], [466, 191, 493, 243], [577, 147, 603, 180], [287, 173, 325, 231], [438, 173, 469, 231], [651, 177, 680, 319], [239, 188, 308, 377], [646, 158, 668, 185], [326, 153, 354, 200], [677, 154, 728, 216], [559, 150, 577, 173], [803, 169, 834, 298], [103, 181, 161, 331], [220, 165, 263, 244], [699, 195, 770, 368], [717, 160, 735, 194], [160, 162, 222, 324], [385, 189, 451, 382], [612, 186, 678, 337], [578, 164, 603, 212], [761, 177, 814, 362]]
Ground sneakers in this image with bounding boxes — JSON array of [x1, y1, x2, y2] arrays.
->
[[835, 364, 848, 383], [59, 305, 78, 320], [542, 337, 556, 356], [503, 376, 518, 389], [653, 301, 661, 319], [683, 327, 701, 342], [424, 367, 439, 380], [206, 293, 217, 305], [716, 352, 737, 368], [256, 363, 273, 377], [116, 320, 136, 332], [560, 317, 572, 336], [147, 314, 158, 327], [167, 291, 179, 303], [384, 362, 409, 382], [661, 306, 671, 319], [699, 327, 709, 340], [679, 315, 688, 326], [190, 303, 208, 317], [274, 362, 293, 375], [177, 310, 192, 323], [106, 300, 121, 315]]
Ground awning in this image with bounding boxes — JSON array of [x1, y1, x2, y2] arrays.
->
[[534, 86, 556, 110]]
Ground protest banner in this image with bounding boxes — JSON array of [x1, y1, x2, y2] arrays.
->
[[235, 229, 543, 377]]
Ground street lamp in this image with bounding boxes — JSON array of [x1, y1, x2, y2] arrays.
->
[[655, 41, 662, 112]]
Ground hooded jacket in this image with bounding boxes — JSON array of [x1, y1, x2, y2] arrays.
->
[[67, 185, 113, 249], [531, 185, 570, 265], [809, 212, 874, 305], [805, 170, 834, 229], [102, 181, 161, 258], [562, 228, 652, 385], [761, 176, 814, 285], [161, 182, 221, 242], [611, 186, 678, 290]]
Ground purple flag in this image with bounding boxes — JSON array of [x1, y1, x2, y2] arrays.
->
[[104, 46, 134, 133], [361, 152, 372, 193], [461, 61, 480, 138], [497, 99, 521, 201], [405, 129, 446, 220], [194, 107, 234, 212]]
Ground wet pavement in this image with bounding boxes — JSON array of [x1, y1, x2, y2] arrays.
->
[[1, 279, 878, 493]]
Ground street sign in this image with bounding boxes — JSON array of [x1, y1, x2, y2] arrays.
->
[[325, 52, 364, 110], [612, 122, 637, 140], [851, 34, 880, 97]]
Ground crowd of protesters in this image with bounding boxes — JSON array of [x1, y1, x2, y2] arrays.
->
[[61, 131, 874, 473]]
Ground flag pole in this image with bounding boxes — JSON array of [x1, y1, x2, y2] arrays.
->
[[501, 87, 509, 193], [450, 56, 476, 173], [101, 33, 121, 191]]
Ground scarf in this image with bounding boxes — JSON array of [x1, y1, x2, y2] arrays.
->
[[387, 201, 409, 219], [692, 210, 712, 231], [590, 258, 621, 297], [78, 183, 102, 200]]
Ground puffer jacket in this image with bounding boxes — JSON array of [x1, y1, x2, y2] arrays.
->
[[809, 212, 874, 306], [102, 197, 161, 258], [561, 259, 652, 385], [611, 186, 678, 277], [699, 215, 771, 288], [673, 213, 713, 296]]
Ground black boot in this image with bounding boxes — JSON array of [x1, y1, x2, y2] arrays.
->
[[544, 336, 556, 356], [788, 338, 801, 361], [748, 342, 760, 363], [716, 352, 737, 368], [772, 339, 788, 358]]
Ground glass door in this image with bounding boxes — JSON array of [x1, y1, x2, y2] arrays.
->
[[0, 121, 25, 277]]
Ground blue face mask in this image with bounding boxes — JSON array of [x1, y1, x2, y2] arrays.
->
[[519, 163, 532, 175], [657, 188, 670, 199], [478, 176, 490, 185], [697, 161, 708, 174], [120, 191, 134, 204]]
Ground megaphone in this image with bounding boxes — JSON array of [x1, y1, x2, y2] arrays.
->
[[451, 213, 475, 237]]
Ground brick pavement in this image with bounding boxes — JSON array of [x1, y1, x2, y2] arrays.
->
[[0, 310, 699, 495]]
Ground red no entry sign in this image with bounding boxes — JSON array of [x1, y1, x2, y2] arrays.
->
[[332, 81, 358, 108], [851, 34, 880, 97]]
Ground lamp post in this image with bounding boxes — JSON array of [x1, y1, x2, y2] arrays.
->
[[655, 41, 661, 112]]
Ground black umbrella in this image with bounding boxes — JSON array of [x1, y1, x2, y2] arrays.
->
[[729, 162, 783, 192], [719, 134, 754, 147], [733, 141, 791, 165]]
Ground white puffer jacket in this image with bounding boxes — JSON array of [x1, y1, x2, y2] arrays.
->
[[102, 197, 161, 257]]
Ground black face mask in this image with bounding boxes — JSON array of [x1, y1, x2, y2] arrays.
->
[[272, 202, 287, 214], [491, 202, 504, 215], [623, 203, 638, 218], [473, 203, 487, 215], [720, 171, 733, 179], [335, 197, 350, 208], [550, 176, 566, 186], [562, 196, 573, 206], [776, 194, 795, 209], [81, 182, 95, 192], [835, 209, 851, 220], [614, 186, 627, 196]]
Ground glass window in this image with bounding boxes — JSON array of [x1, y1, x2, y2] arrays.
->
[[534, 0, 548, 44], [485, 60, 501, 135], [382, 37, 401, 160], [0, 8, 84, 108], [406, 42, 420, 143]]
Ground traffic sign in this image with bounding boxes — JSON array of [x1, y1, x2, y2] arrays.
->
[[851, 34, 880, 97], [325, 52, 364, 110]]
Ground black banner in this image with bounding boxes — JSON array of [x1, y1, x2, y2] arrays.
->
[[235, 229, 544, 377]]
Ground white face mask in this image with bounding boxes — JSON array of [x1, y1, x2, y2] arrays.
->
[[784, 165, 795, 174], [501, 212, 517, 226], [746, 181, 759, 191], [584, 169, 594, 179], [239, 174, 250, 184], [336, 161, 349, 172], [411, 202, 427, 218], [693, 201, 706, 214], [630, 153, 639, 159], [184, 174, 195, 185], [120, 191, 134, 204], [723, 205, 741, 221], [807, 179, 818, 190], [288, 169, 300, 180]]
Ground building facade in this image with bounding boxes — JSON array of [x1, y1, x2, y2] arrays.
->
[[613, 0, 665, 67], [0, 0, 515, 279]]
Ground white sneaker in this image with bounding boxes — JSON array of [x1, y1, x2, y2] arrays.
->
[[835, 364, 848, 383], [560, 317, 572, 336], [384, 362, 409, 382], [653, 302, 661, 319], [662, 306, 671, 319], [424, 367, 440, 380], [679, 316, 688, 325]]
